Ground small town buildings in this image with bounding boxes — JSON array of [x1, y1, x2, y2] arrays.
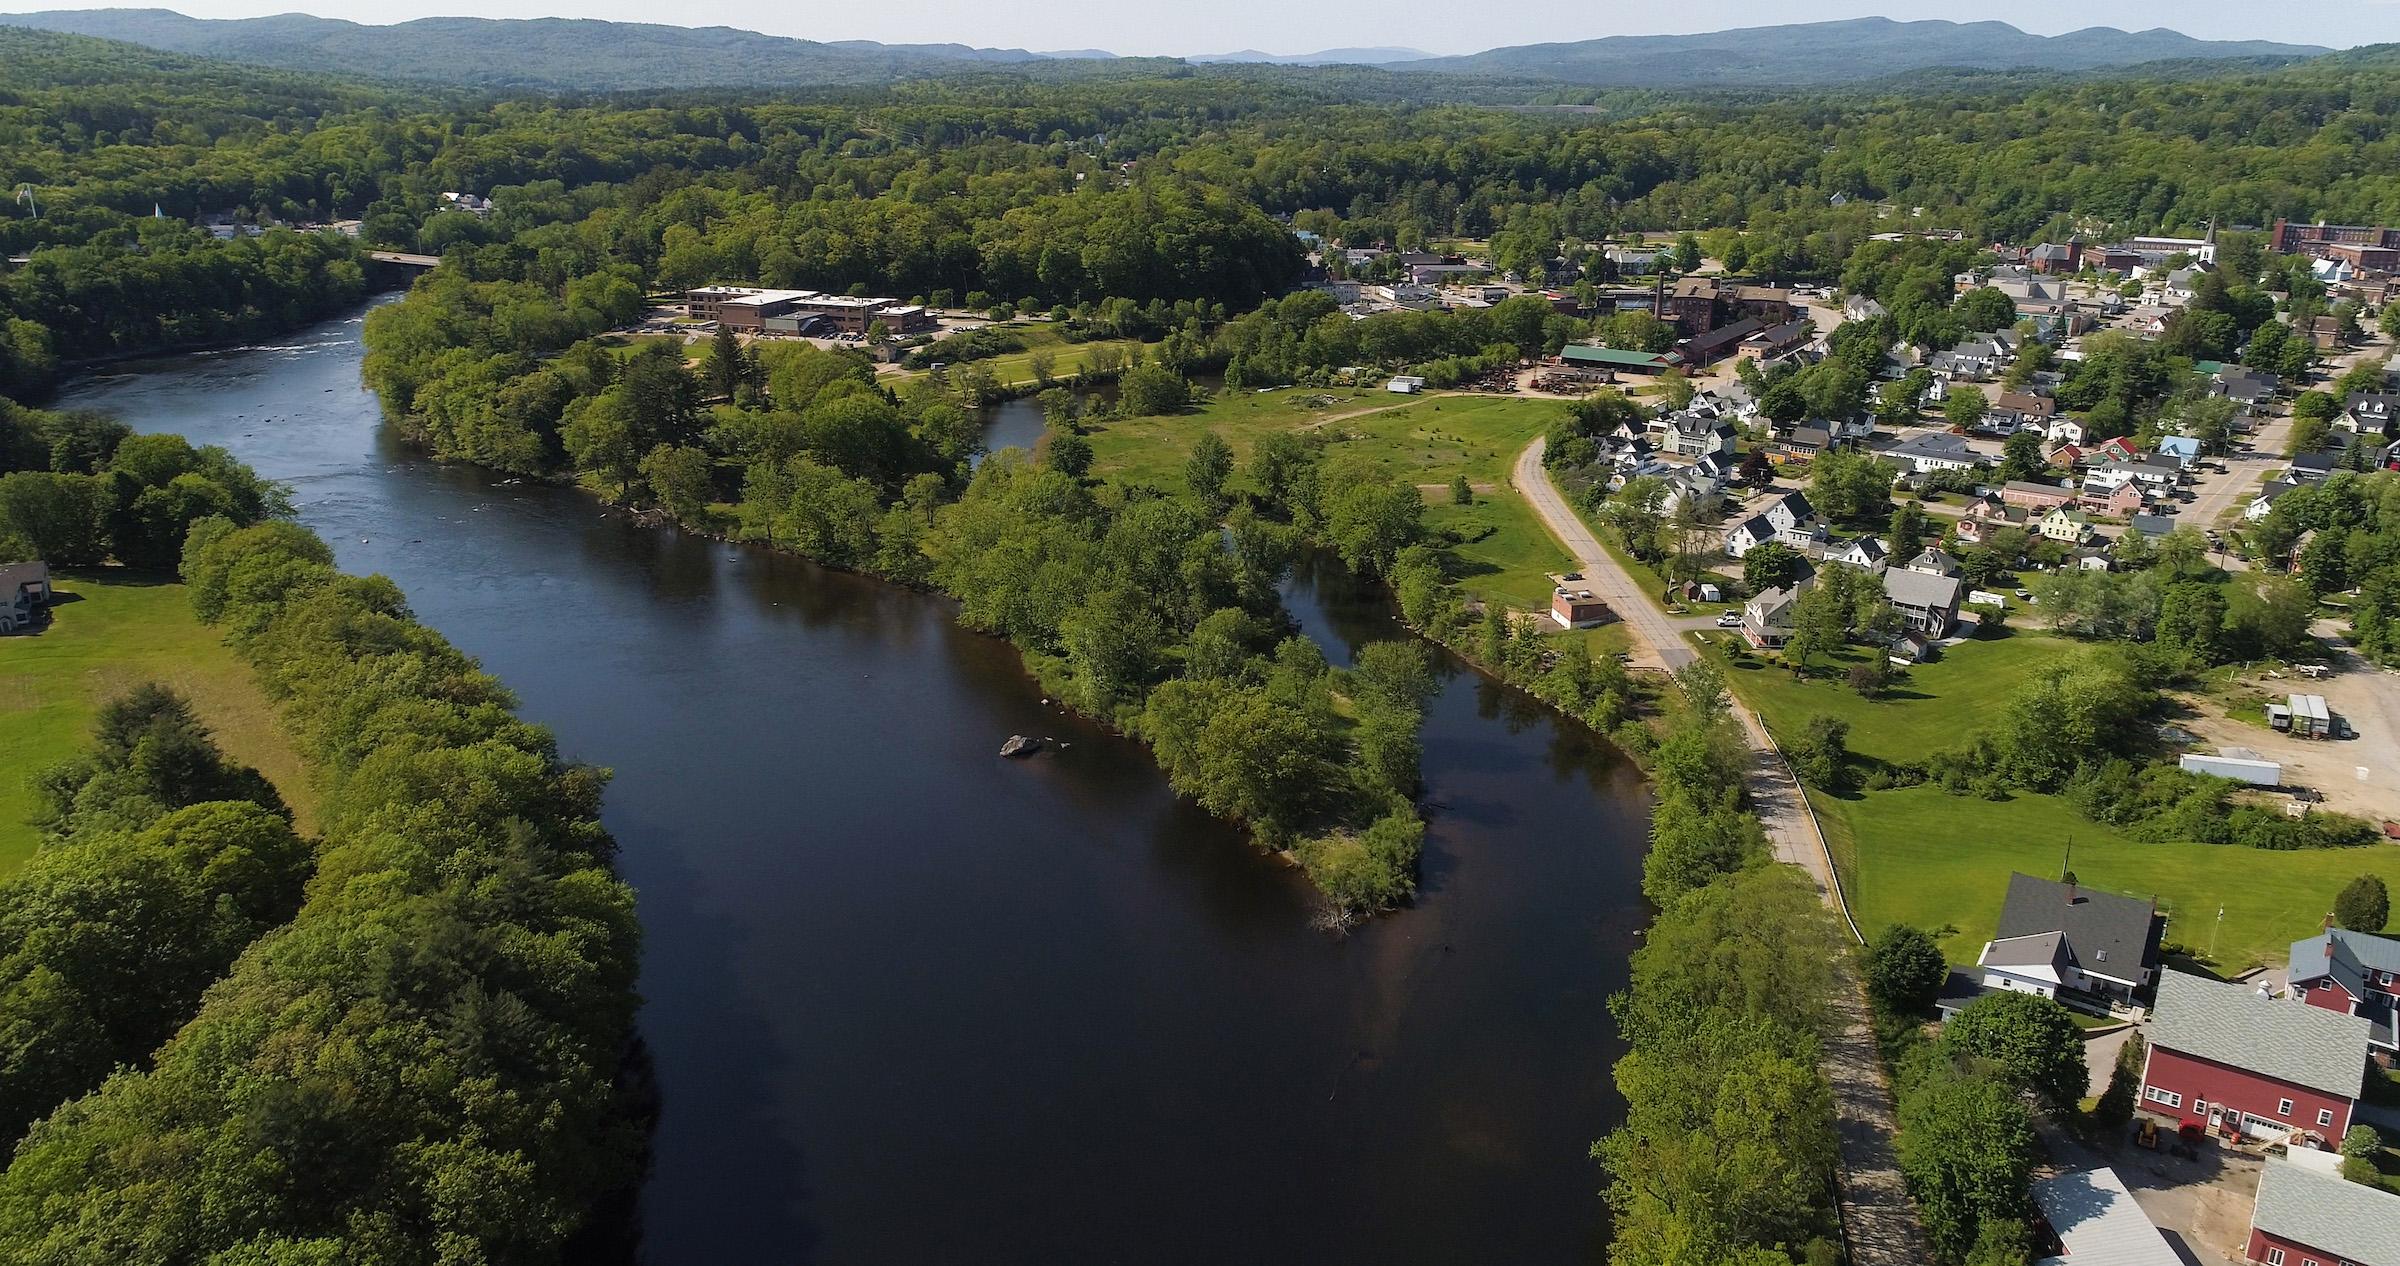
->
[[1831, 537, 1889, 572], [1723, 492, 1822, 558], [2289, 925, 2400, 1053], [2214, 368, 2283, 416], [2246, 1156, 2400, 1266], [2344, 392, 2400, 436], [1844, 295, 1889, 323], [1771, 424, 1839, 462], [1991, 391, 2059, 432], [2039, 507, 2096, 545], [1742, 583, 1802, 650], [2030, 1167, 2182, 1266], [1739, 318, 1816, 360], [1886, 432, 1987, 475], [2289, 451, 2343, 485], [1882, 565, 1963, 636], [686, 285, 935, 335], [1975, 873, 2165, 1004], [1558, 345, 1684, 376], [2002, 480, 2079, 512], [2128, 513, 2177, 540], [1660, 277, 1796, 338], [2157, 434, 2202, 465], [2078, 477, 2145, 517], [1662, 414, 1739, 458], [2249, 478, 2304, 522], [1551, 585, 1610, 629], [2141, 970, 2368, 1143], [1904, 547, 1961, 578]]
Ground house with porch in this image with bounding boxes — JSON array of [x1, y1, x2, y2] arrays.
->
[[2079, 478, 2145, 518], [2288, 925, 2400, 1054], [2246, 1157, 2400, 1266], [2141, 970, 2368, 1145], [1742, 583, 1803, 650], [1975, 873, 2165, 1006], [1882, 565, 1963, 636]]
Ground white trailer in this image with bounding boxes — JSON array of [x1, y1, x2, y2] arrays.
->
[[2180, 754, 2283, 788]]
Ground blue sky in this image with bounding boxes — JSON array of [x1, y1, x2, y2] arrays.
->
[[0, 1, 2391, 55]]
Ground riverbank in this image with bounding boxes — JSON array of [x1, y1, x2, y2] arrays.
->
[[55, 306, 1650, 1261]]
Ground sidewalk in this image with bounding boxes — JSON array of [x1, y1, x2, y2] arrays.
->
[[1512, 436, 1930, 1266]]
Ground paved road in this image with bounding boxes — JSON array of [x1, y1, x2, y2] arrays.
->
[[1512, 436, 1930, 1266], [1513, 438, 1699, 673]]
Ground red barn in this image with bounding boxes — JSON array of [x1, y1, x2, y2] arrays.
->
[[2246, 1157, 2400, 1266], [2140, 970, 2368, 1145], [2288, 925, 2400, 1055]]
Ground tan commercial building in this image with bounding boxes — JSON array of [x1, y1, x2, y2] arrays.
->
[[685, 286, 935, 335]]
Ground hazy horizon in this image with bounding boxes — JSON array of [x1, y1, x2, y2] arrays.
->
[[0, 1, 2390, 57]]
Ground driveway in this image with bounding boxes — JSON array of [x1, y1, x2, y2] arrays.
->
[[2181, 632, 2400, 824]]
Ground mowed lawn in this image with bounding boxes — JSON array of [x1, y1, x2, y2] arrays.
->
[[0, 570, 315, 872], [1810, 785, 2400, 974], [1088, 390, 1573, 610], [1717, 629, 2082, 766], [1714, 628, 2400, 972]]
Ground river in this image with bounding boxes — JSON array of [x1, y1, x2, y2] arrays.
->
[[54, 305, 1652, 1264]]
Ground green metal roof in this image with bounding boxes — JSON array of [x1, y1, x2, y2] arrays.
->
[[1560, 345, 1682, 369]]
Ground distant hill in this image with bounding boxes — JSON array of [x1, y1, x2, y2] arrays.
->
[[1405, 17, 2327, 86], [0, 9, 1093, 90], [1189, 47, 1433, 66], [0, 10, 2333, 93]]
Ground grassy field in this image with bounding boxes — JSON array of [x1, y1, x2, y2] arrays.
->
[[1086, 389, 1577, 612], [1712, 629, 2081, 767], [1807, 784, 2400, 973], [1707, 627, 2400, 972], [0, 570, 315, 872]]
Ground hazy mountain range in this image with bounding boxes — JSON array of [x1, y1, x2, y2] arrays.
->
[[0, 9, 2334, 92]]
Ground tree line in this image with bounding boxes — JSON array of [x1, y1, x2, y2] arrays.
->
[[0, 509, 645, 1261]]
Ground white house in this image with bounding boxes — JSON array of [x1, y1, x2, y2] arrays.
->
[[1831, 537, 1889, 572], [1662, 414, 1739, 458], [1722, 491, 1823, 558], [2344, 392, 2400, 436]]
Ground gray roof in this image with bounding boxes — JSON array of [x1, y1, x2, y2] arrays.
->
[[2031, 1168, 2181, 1266], [1906, 547, 1961, 576], [1983, 930, 2070, 972], [1882, 567, 1961, 612], [2129, 514, 2175, 538], [1995, 874, 2163, 984], [1888, 433, 1986, 463], [2249, 1158, 2400, 1266], [2150, 970, 2368, 1099], [2291, 929, 2400, 1001]]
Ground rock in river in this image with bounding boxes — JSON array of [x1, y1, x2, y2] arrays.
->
[[998, 735, 1043, 759]]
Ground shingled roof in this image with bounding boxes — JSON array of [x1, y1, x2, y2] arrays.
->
[[2150, 971, 2368, 1100], [2250, 1159, 2400, 1266], [1994, 874, 2163, 986]]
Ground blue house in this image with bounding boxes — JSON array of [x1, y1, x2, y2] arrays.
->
[[2158, 434, 2202, 466]]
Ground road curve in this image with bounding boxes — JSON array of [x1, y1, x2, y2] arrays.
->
[[1510, 436, 1931, 1266]]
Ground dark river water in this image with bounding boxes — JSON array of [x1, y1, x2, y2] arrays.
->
[[55, 305, 1651, 1264]]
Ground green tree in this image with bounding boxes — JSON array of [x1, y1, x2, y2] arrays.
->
[[1996, 430, 2045, 484], [1119, 364, 1192, 416], [1939, 991, 2088, 1113], [1898, 1061, 2038, 1262], [2336, 874, 2391, 932], [1889, 501, 1931, 563], [1185, 432, 1234, 515], [1944, 386, 1989, 432], [2091, 1031, 2145, 1134], [1867, 925, 1951, 1015], [640, 445, 716, 523]]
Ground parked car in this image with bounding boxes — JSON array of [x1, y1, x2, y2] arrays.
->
[[1715, 612, 1744, 628]]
